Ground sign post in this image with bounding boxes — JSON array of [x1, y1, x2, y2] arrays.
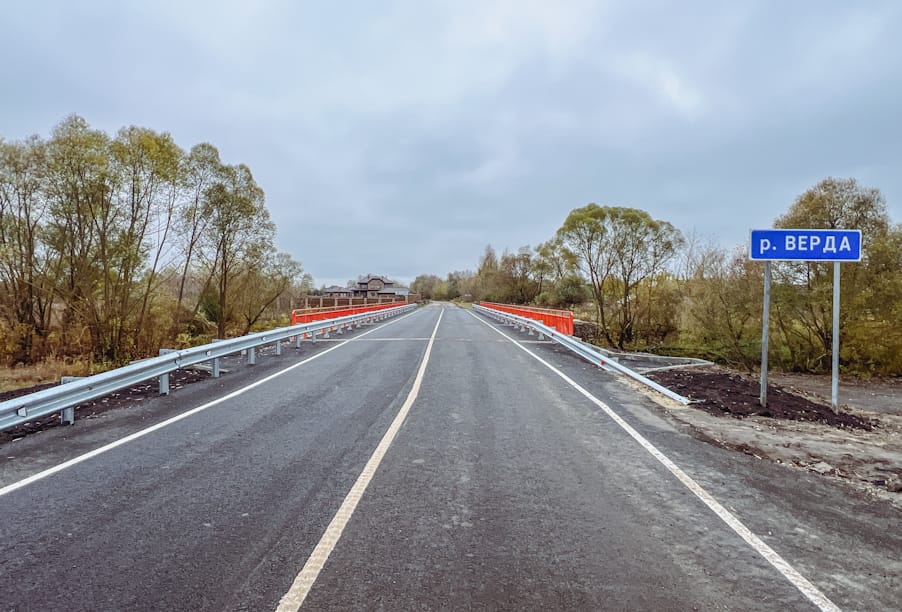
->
[[749, 229, 862, 412], [760, 261, 771, 408], [832, 261, 840, 411]]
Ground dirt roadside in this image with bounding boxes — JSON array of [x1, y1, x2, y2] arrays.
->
[[640, 367, 902, 508]]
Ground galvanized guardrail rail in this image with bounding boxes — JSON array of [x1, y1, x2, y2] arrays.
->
[[473, 303, 692, 405], [0, 304, 417, 431], [567, 337, 713, 374]]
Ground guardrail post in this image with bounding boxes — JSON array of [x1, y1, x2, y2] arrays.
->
[[60, 406, 75, 425], [275, 339, 282, 356], [158, 348, 177, 395], [210, 339, 223, 378], [296, 334, 302, 348], [248, 347, 256, 365], [59, 376, 83, 425]]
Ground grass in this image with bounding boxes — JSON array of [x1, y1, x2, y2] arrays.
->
[[0, 359, 93, 393]]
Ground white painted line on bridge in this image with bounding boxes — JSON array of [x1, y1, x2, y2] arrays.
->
[[468, 310, 841, 612], [350, 337, 431, 341], [275, 309, 445, 612], [0, 308, 424, 498]]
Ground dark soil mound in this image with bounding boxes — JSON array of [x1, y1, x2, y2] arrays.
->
[[646, 368, 875, 430]]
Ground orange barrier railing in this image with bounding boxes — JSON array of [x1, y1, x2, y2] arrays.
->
[[479, 302, 574, 336], [290, 303, 399, 326]]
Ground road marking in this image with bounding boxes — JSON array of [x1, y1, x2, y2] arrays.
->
[[350, 337, 431, 341], [468, 310, 841, 612], [275, 309, 445, 611], [0, 308, 424, 498]]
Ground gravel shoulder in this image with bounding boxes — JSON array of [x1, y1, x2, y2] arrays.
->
[[640, 367, 902, 506]]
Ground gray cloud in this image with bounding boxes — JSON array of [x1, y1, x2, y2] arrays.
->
[[2, 1, 900, 287]]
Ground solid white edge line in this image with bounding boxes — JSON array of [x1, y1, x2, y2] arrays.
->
[[275, 308, 445, 612], [0, 308, 423, 498], [467, 310, 841, 612]]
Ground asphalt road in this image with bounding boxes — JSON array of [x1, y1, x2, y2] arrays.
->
[[0, 304, 899, 611]]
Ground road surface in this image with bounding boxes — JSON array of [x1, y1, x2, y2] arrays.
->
[[1, 304, 899, 610]]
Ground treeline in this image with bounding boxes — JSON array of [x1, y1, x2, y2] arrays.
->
[[0, 115, 310, 367], [413, 178, 902, 376]]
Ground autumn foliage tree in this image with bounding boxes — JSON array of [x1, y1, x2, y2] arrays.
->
[[682, 245, 763, 370], [770, 178, 902, 373], [556, 204, 683, 349], [411, 274, 442, 300], [0, 136, 53, 364], [0, 115, 306, 366], [433, 179, 900, 376]]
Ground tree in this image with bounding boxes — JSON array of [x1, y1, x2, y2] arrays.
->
[[772, 177, 900, 372], [535, 237, 575, 282], [557, 204, 683, 348], [556, 204, 616, 342], [438, 270, 471, 301], [0, 136, 54, 364], [232, 250, 304, 334], [634, 272, 683, 347], [176, 143, 223, 322], [608, 208, 683, 347], [411, 274, 441, 299], [107, 125, 183, 357], [533, 238, 580, 308], [44, 121, 185, 362], [497, 246, 541, 304], [474, 244, 500, 301], [0, 115, 307, 370], [551, 274, 589, 308], [43, 115, 114, 358], [684, 245, 762, 371], [199, 163, 272, 338], [776, 177, 888, 238]]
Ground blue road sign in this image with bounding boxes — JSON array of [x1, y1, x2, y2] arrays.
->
[[749, 229, 862, 262]]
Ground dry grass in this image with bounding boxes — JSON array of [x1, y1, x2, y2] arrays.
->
[[0, 359, 93, 393]]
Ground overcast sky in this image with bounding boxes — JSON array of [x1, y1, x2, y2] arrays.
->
[[2, 1, 900, 287]]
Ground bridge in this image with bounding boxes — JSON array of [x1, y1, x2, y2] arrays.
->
[[0, 304, 898, 610]]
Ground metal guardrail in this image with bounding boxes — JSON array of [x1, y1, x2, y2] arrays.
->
[[567, 337, 713, 373], [291, 302, 401, 325], [478, 301, 574, 335], [0, 304, 417, 431], [473, 304, 691, 405]]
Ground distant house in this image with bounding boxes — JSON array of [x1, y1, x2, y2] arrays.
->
[[322, 285, 352, 298], [324, 274, 409, 299]]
